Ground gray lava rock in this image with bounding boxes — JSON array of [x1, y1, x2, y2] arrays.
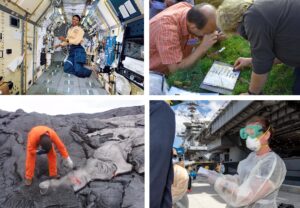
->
[[129, 145, 145, 174]]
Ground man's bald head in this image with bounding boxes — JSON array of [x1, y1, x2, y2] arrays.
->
[[186, 3, 217, 37]]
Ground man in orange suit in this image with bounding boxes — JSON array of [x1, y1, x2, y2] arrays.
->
[[25, 126, 74, 186]]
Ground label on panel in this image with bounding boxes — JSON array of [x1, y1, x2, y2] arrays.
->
[[109, 0, 141, 22], [124, 0, 136, 15], [119, 5, 129, 19]]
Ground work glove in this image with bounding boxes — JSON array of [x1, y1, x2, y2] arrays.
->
[[63, 156, 74, 169]]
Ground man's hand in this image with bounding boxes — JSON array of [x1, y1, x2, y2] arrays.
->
[[235, 57, 280, 70], [200, 31, 218, 51], [58, 36, 66, 41], [25, 178, 32, 186], [217, 31, 227, 41], [234, 57, 252, 70]]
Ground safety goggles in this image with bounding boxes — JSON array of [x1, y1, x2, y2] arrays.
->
[[239, 124, 264, 139]]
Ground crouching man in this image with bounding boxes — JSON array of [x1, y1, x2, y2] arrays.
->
[[25, 126, 73, 186]]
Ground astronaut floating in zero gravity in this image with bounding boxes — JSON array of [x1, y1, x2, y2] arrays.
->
[[54, 15, 92, 78]]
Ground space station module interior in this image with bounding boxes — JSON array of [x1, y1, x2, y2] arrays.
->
[[0, 0, 144, 95]]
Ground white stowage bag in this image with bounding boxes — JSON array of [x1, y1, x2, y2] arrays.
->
[[115, 73, 131, 95], [95, 52, 105, 69], [213, 151, 287, 208], [6, 54, 24, 72], [122, 57, 144, 76]]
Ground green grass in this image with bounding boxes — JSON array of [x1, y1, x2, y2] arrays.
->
[[167, 35, 294, 95]]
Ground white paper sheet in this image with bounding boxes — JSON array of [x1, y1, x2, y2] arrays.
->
[[119, 5, 129, 19], [124, 0, 136, 15], [202, 61, 240, 90]]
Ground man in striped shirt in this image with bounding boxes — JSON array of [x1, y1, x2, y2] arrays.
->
[[150, 2, 221, 75]]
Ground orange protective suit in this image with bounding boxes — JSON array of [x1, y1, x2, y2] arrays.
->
[[25, 126, 69, 180]]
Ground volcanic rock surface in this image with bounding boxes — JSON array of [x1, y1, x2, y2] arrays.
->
[[0, 106, 144, 208]]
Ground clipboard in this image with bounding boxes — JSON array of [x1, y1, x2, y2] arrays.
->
[[200, 61, 240, 95]]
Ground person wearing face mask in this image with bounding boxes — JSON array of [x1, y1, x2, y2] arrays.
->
[[199, 116, 287, 208], [25, 126, 73, 186], [150, 2, 226, 76]]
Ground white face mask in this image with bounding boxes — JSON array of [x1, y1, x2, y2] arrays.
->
[[246, 136, 261, 152], [245, 126, 270, 152]]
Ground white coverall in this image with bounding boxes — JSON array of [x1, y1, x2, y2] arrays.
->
[[213, 151, 286, 208]]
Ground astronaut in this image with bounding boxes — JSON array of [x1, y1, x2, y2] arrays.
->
[[54, 15, 92, 78]]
